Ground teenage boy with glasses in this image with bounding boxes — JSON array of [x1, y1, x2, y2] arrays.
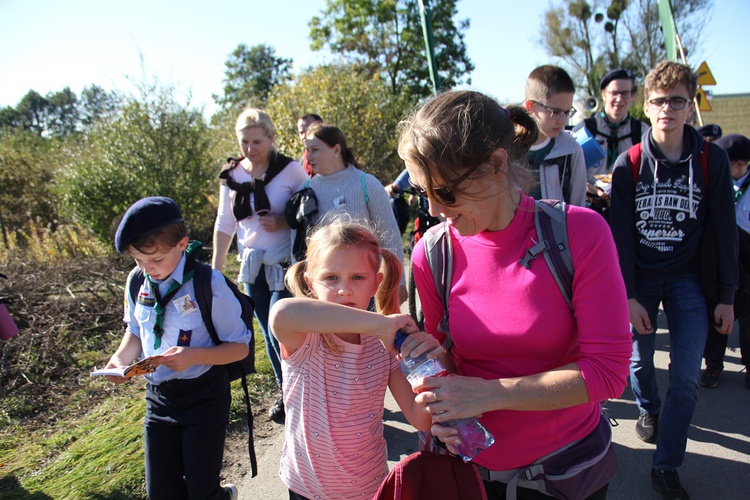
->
[[609, 60, 738, 500], [523, 65, 587, 206]]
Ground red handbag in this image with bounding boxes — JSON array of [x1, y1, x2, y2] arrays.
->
[[374, 443, 487, 500]]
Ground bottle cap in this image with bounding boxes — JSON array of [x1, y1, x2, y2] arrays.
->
[[394, 329, 408, 350]]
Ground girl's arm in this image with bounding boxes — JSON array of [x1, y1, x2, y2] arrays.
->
[[269, 297, 417, 353], [388, 369, 432, 432]]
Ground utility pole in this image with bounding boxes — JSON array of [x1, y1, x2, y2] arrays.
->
[[418, 0, 440, 94]]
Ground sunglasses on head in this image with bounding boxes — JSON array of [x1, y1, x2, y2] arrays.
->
[[408, 162, 484, 206]]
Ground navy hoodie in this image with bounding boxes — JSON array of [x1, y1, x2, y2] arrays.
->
[[609, 125, 738, 305]]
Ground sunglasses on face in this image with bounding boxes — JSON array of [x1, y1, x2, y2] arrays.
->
[[408, 162, 484, 206], [532, 100, 577, 121], [648, 96, 689, 110]]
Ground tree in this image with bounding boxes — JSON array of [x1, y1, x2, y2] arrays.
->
[[46, 87, 79, 137], [540, 0, 712, 98], [0, 130, 60, 246], [214, 44, 293, 109], [210, 63, 413, 184], [14, 90, 50, 136], [62, 81, 217, 242], [308, 0, 474, 98], [79, 85, 120, 130]]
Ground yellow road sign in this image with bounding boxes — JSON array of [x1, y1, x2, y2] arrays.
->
[[697, 61, 716, 86], [696, 87, 712, 112]]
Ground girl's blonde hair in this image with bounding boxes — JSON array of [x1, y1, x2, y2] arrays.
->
[[285, 220, 402, 352], [235, 108, 277, 152]]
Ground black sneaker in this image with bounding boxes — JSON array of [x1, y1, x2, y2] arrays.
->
[[744, 369, 750, 390], [635, 412, 658, 443], [651, 468, 690, 500], [269, 394, 285, 423], [699, 367, 721, 388]]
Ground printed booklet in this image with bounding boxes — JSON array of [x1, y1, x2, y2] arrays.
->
[[90, 356, 161, 378]]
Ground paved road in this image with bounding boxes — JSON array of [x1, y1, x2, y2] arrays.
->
[[237, 314, 750, 499]]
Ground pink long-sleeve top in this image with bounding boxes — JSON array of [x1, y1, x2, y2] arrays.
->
[[412, 193, 631, 471]]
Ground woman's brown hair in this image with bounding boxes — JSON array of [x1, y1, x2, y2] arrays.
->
[[397, 90, 538, 199], [305, 122, 361, 169]]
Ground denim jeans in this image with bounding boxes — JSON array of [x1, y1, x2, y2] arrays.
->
[[629, 273, 708, 471], [244, 265, 289, 388]]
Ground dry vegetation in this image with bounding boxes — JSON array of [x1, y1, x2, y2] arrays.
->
[[704, 94, 750, 138]]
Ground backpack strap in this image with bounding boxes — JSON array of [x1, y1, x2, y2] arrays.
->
[[698, 140, 710, 190], [360, 172, 369, 203], [193, 262, 221, 346], [583, 116, 598, 137], [422, 222, 453, 351], [128, 267, 145, 306], [536, 200, 574, 310], [627, 142, 643, 183], [518, 200, 575, 310], [192, 262, 258, 477], [630, 119, 642, 144]]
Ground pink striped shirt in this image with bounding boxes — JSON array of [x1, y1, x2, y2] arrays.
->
[[279, 332, 400, 499]]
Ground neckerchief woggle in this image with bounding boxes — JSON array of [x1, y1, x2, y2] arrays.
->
[[145, 240, 202, 349]]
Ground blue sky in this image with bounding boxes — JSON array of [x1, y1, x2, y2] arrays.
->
[[1, 0, 748, 114]]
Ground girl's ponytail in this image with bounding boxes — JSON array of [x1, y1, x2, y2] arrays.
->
[[375, 248, 402, 316], [285, 260, 312, 298]]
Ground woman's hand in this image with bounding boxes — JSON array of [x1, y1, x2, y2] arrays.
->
[[258, 214, 287, 232], [430, 422, 461, 454], [412, 374, 491, 422]]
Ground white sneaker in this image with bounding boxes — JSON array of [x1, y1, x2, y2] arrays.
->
[[223, 483, 238, 500]]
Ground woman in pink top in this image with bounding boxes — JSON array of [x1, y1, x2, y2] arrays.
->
[[269, 220, 433, 500], [398, 90, 632, 500]]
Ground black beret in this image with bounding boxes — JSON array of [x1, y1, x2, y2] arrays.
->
[[715, 134, 750, 162], [600, 68, 635, 90], [697, 123, 723, 139], [114, 197, 184, 253]]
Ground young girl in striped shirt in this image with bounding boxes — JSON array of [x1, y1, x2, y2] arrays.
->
[[269, 220, 434, 500]]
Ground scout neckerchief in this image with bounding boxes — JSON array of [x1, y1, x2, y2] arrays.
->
[[736, 173, 750, 202], [219, 152, 293, 221], [601, 112, 630, 169], [145, 240, 202, 349]]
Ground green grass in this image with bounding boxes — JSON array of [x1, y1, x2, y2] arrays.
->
[[0, 275, 277, 499], [0, 344, 276, 499]]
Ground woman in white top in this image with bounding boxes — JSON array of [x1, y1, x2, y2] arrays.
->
[[212, 108, 309, 421]]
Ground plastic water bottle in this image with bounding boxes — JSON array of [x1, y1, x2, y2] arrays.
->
[[394, 330, 494, 461]]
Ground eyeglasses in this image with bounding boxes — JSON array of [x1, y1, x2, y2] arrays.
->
[[607, 90, 633, 99], [648, 96, 689, 110], [408, 163, 484, 206], [532, 101, 577, 121]]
